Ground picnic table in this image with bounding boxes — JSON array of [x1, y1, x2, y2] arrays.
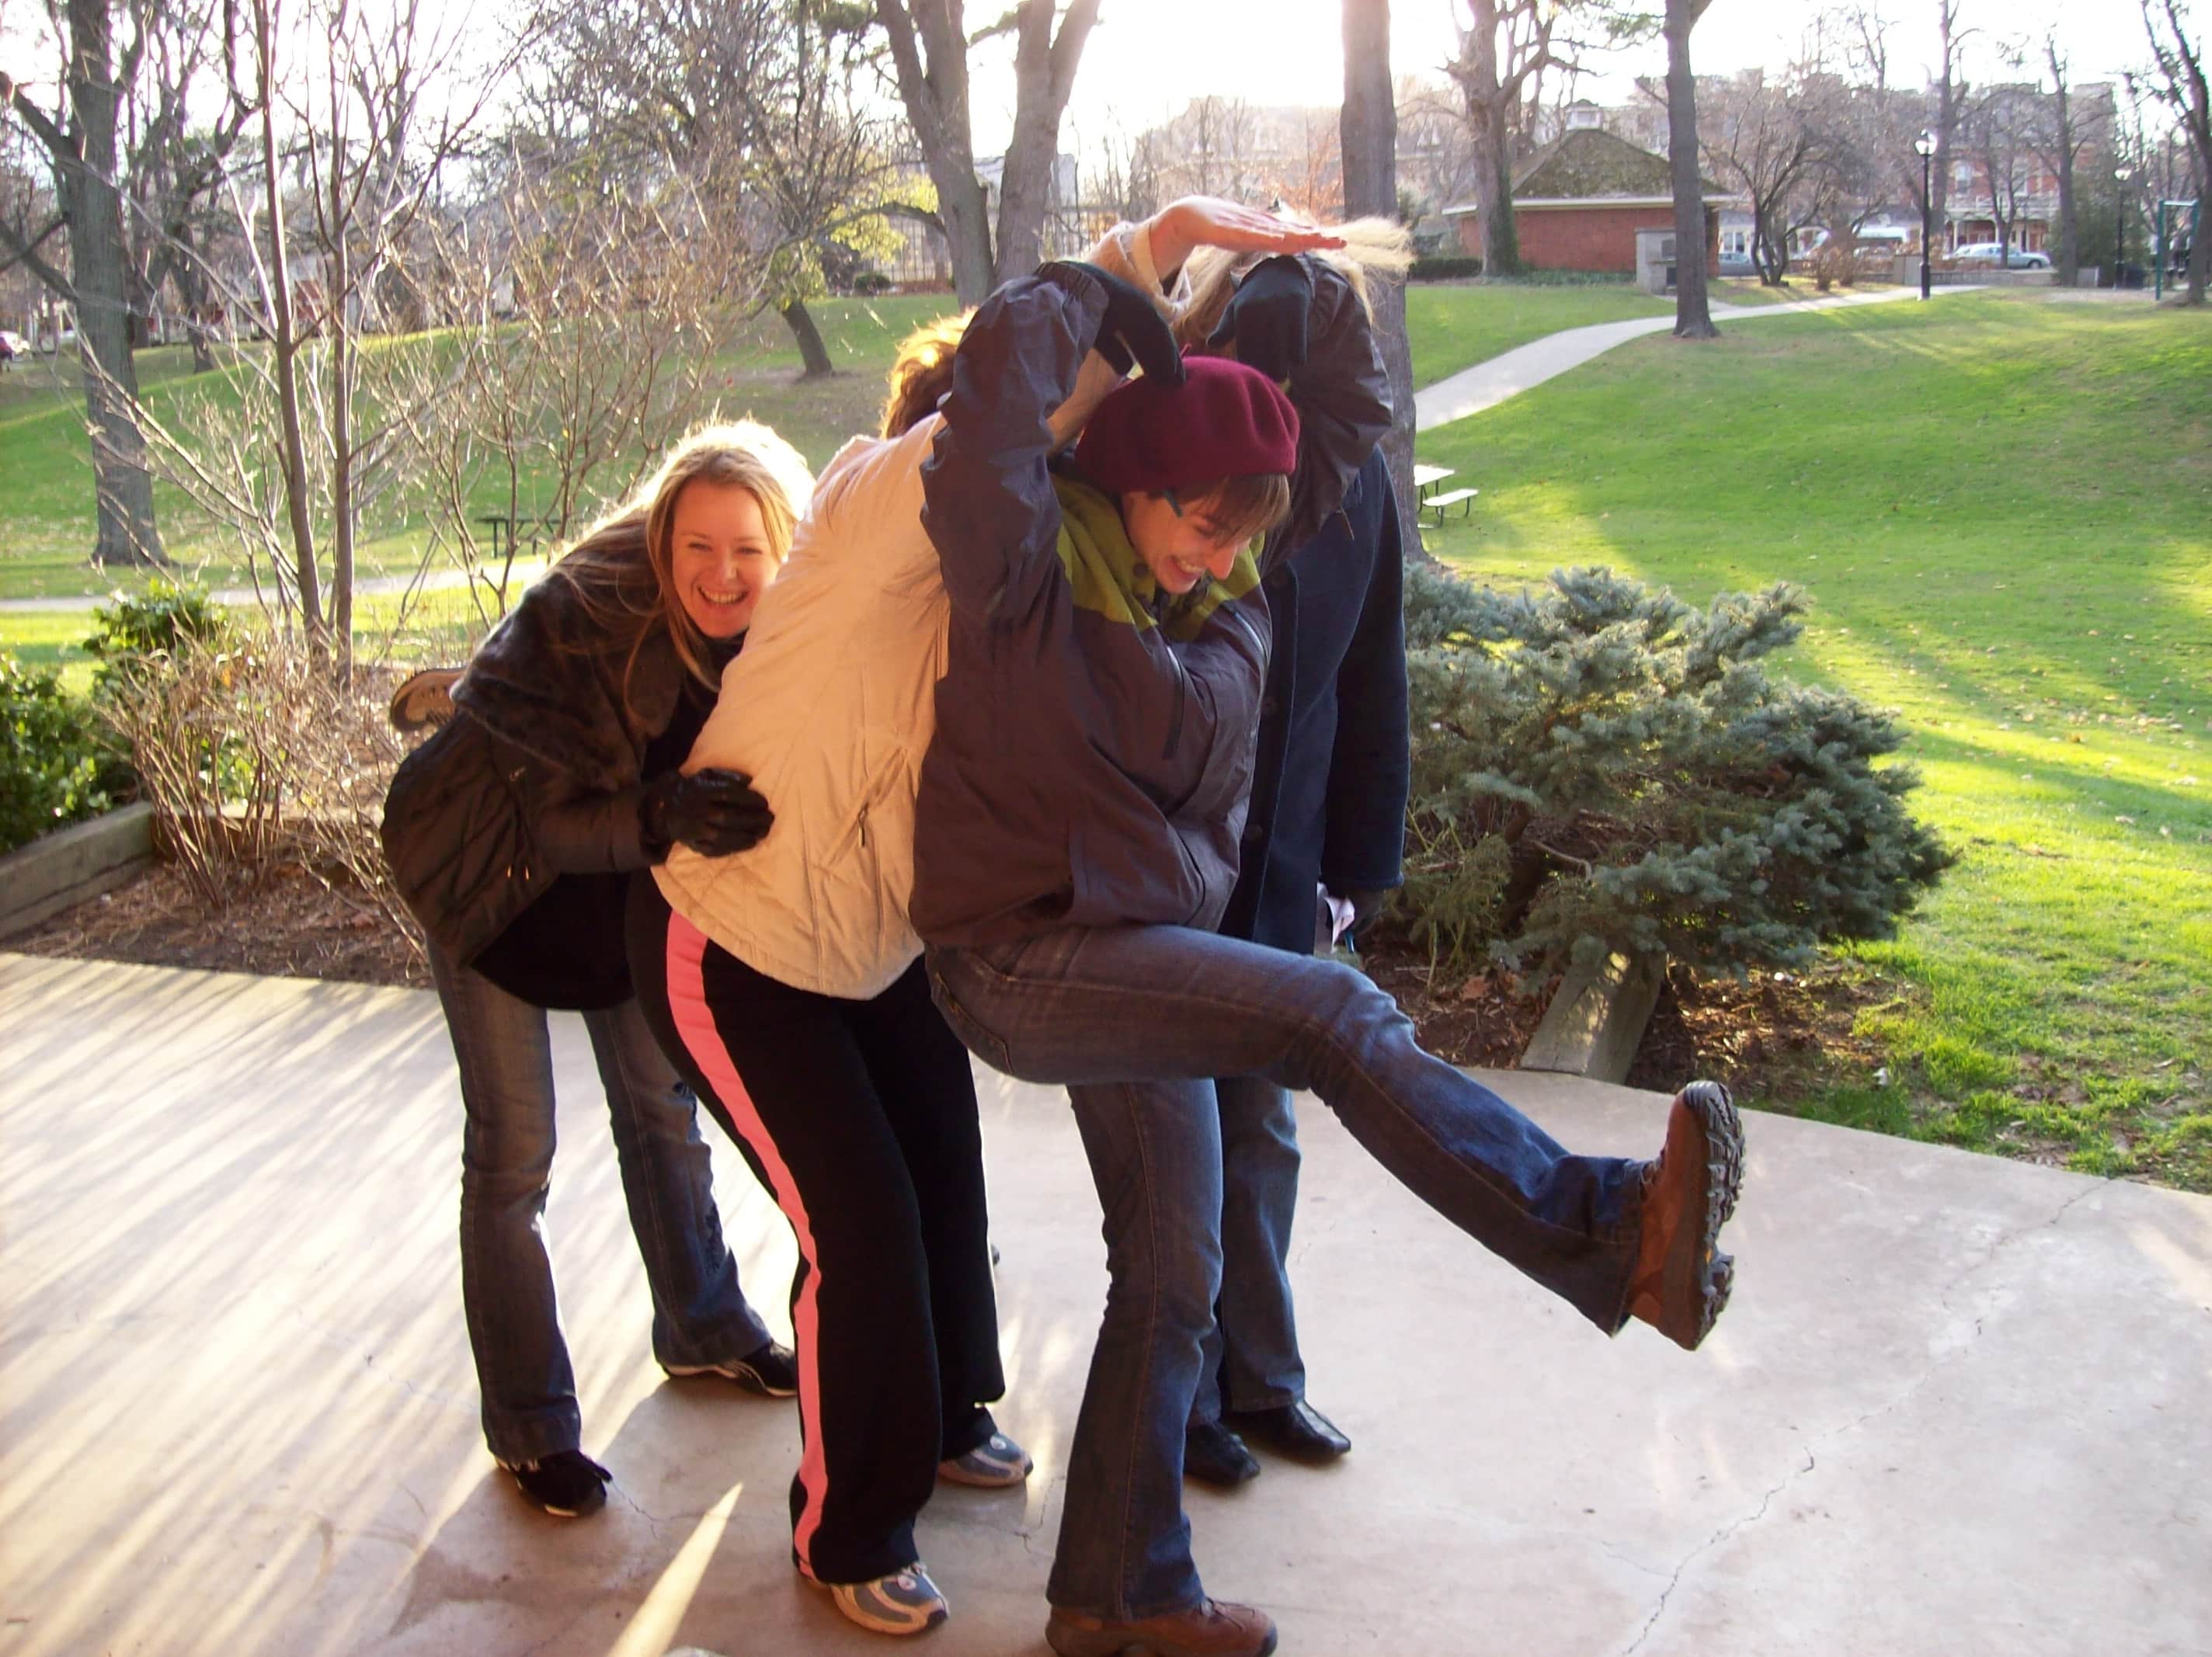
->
[[477, 514, 568, 563], [1414, 462, 1479, 525]]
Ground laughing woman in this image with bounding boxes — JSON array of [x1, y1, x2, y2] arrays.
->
[[382, 422, 812, 1520]]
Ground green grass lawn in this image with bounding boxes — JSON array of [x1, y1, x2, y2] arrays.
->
[[1407, 280, 1673, 387], [0, 294, 955, 606], [1417, 290, 2212, 1188]]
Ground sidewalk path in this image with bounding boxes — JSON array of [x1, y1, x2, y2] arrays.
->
[[0, 558, 548, 614], [4, 947, 2207, 1656], [1415, 284, 1974, 432]]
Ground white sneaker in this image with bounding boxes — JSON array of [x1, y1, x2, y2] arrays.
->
[[937, 1431, 1033, 1489], [828, 1563, 950, 1636]]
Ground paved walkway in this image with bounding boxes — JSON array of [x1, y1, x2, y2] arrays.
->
[[4, 950, 2207, 1655], [0, 560, 548, 615], [1415, 285, 1972, 432]]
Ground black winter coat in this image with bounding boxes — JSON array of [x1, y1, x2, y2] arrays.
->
[[1216, 448, 1410, 956], [381, 560, 687, 971]]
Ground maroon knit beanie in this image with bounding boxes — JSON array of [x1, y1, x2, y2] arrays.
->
[[1073, 354, 1299, 497]]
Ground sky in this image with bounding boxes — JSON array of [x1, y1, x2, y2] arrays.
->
[[974, 0, 2158, 157]]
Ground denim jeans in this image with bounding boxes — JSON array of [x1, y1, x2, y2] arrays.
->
[[431, 947, 771, 1464], [1192, 1075, 1306, 1427], [927, 924, 1647, 1619]]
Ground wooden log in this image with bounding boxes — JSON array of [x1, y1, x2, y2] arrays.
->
[[1521, 948, 1667, 1087], [0, 802, 156, 940]]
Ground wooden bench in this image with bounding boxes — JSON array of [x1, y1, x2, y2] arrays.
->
[[1421, 487, 1480, 525]]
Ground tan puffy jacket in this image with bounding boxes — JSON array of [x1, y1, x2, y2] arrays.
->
[[653, 416, 946, 998]]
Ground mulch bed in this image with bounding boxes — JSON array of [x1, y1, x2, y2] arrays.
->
[[9, 860, 430, 988]]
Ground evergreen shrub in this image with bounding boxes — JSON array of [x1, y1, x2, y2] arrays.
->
[[82, 579, 235, 697], [1409, 255, 1484, 281], [1396, 563, 1953, 978], [0, 655, 113, 854]]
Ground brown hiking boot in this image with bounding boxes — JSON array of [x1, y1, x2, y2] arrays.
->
[[1626, 1081, 1744, 1351], [1046, 1597, 1278, 1657], [388, 666, 462, 735]]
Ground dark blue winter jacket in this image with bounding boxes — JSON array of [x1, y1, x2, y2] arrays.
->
[[1217, 448, 1410, 955]]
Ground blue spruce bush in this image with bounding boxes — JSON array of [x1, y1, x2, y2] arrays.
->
[[1398, 563, 1954, 978]]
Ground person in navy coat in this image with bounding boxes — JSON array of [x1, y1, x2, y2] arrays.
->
[[1184, 445, 1413, 1483]]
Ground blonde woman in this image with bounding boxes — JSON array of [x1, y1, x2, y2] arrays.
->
[[382, 423, 812, 1520]]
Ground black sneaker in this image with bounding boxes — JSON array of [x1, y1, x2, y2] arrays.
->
[[663, 1339, 800, 1398], [498, 1449, 610, 1517]]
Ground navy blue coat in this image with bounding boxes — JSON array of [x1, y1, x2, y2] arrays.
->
[[1218, 447, 1410, 956]]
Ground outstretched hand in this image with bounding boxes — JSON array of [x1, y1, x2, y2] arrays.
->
[[1148, 195, 1346, 278]]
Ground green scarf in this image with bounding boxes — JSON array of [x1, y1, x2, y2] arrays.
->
[[1052, 476, 1261, 644]]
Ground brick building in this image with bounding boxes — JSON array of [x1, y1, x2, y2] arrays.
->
[[1443, 127, 1726, 273]]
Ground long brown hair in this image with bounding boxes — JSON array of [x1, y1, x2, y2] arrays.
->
[[1175, 216, 1414, 353], [551, 419, 815, 721]]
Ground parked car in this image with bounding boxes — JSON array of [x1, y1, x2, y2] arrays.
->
[[1952, 242, 2050, 269]]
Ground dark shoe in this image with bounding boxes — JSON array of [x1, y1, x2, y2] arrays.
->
[[1181, 1419, 1261, 1488], [663, 1338, 800, 1398], [1627, 1081, 1744, 1352], [1047, 1597, 1277, 1657], [497, 1448, 610, 1518], [388, 665, 461, 734], [1223, 1398, 1351, 1463]]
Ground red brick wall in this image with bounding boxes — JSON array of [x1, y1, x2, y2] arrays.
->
[[1456, 206, 1721, 273]]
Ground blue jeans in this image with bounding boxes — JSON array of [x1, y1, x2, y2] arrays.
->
[[926, 925, 1646, 1620], [1192, 1075, 1306, 1427], [431, 947, 771, 1464]]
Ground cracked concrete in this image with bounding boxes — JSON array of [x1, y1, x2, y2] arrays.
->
[[4, 954, 2210, 1656]]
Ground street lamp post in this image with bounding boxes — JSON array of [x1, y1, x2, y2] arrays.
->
[[1915, 130, 1936, 300], [2116, 165, 2134, 289]]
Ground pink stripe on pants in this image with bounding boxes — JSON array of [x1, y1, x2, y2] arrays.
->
[[660, 910, 833, 1575]]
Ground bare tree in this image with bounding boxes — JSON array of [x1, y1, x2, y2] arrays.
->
[[2142, 0, 2211, 303], [1929, 0, 1974, 239], [1342, 0, 1418, 561], [1963, 77, 2038, 264], [2, 0, 166, 566], [1445, 0, 1655, 276], [1664, 0, 1717, 337], [872, 0, 1103, 304], [2032, 38, 2108, 287], [123, 1, 247, 371], [1702, 68, 1826, 284]]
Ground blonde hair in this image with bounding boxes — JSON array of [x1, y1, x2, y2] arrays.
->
[[1175, 216, 1414, 353], [552, 419, 815, 720], [882, 311, 975, 437]]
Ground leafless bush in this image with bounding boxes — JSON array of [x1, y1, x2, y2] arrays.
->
[[96, 631, 419, 956]]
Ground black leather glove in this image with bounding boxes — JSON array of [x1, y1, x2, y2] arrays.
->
[[1205, 255, 1313, 381], [638, 769, 773, 860], [1038, 259, 1185, 387]]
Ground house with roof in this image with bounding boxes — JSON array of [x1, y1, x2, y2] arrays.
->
[[1442, 127, 1727, 274]]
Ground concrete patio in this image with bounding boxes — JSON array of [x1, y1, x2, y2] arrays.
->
[[2, 949, 2207, 1656]]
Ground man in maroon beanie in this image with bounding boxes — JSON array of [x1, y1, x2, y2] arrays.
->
[[913, 257, 1744, 1657]]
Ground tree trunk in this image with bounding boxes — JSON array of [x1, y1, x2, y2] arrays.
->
[[2050, 59, 2080, 287], [328, 202, 355, 679], [991, 0, 1101, 287], [873, 0, 1000, 304], [1341, 0, 1421, 563], [58, 0, 165, 568], [255, 0, 321, 644], [1665, 0, 1718, 339], [1460, 2, 1522, 278], [781, 297, 836, 379]]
